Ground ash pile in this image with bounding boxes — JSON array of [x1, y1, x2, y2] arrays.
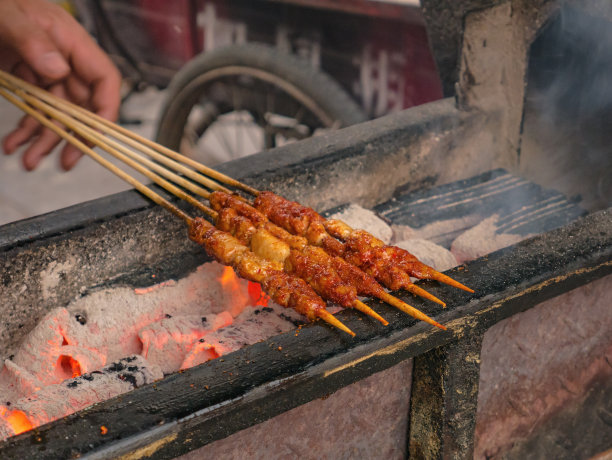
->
[[0, 262, 302, 440]]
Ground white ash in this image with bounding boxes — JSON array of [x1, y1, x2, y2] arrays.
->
[[139, 312, 233, 374], [181, 305, 303, 369], [328, 204, 392, 243], [394, 239, 458, 272], [0, 360, 43, 402], [5, 355, 161, 432], [450, 215, 533, 264], [8, 308, 70, 386]]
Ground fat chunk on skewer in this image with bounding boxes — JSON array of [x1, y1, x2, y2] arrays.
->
[[188, 218, 354, 336]]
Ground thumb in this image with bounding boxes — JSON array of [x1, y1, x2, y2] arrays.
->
[[14, 29, 70, 81]]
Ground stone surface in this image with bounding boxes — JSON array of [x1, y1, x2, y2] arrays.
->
[[178, 359, 413, 460], [475, 274, 612, 459]]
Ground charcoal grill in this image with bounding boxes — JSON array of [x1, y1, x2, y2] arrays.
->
[[0, 0, 611, 458]]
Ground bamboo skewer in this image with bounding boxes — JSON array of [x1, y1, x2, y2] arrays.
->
[[0, 87, 192, 224], [0, 85, 358, 336], [0, 69, 257, 195], [0, 72, 454, 332]]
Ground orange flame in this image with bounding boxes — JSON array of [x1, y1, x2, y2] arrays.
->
[[0, 407, 33, 436], [219, 266, 251, 314], [247, 281, 270, 307]]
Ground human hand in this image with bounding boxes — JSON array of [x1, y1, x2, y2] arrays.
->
[[0, 0, 121, 170]]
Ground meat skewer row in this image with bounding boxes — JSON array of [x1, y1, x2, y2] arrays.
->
[[252, 192, 474, 298], [0, 86, 355, 337], [210, 192, 446, 330], [209, 191, 444, 305], [0, 71, 471, 302]]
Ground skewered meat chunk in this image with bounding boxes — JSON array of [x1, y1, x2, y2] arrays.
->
[[253, 191, 345, 256], [209, 190, 267, 226], [285, 245, 357, 308], [188, 218, 354, 335], [211, 191, 309, 251], [216, 211, 361, 310]]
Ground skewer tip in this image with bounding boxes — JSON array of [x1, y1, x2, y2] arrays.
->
[[316, 310, 356, 337], [353, 300, 389, 326], [379, 292, 446, 330], [405, 284, 447, 307], [429, 271, 475, 293]]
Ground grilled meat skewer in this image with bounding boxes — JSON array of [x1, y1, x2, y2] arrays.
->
[[188, 218, 355, 336], [324, 219, 474, 293], [211, 193, 446, 329]]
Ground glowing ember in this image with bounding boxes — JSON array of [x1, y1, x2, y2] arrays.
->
[[0, 407, 33, 436], [59, 355, 82, 379]]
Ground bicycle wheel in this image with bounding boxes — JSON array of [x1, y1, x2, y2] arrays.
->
[[155, 43, 366, 165]]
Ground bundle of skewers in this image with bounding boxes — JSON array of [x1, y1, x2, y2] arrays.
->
[[0, 70, 473, 337]]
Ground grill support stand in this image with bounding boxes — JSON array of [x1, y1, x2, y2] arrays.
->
[[408, 330, 484, 459]]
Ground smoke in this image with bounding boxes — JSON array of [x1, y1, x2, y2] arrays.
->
[[520, 1, 612, 211]]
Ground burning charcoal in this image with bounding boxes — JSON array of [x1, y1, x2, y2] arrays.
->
[[450, 215, 533, 264], [6, 307, 105, 387], [5, 356, 161, 434], [0, 417, 12, 441], [55, 345, 106, 377], [0, 406, 32, 440], [393, 239, 458, 272], [138, 313, 233, 374], [180, 305, 299, 370], [329, 204, 392, 244], [60, 262, 254, 365], [11, 308, 70, 385]]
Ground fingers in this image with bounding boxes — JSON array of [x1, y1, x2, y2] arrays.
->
[[59, 143, 83, 171], [54, 19, 122, 122], [0, 0, 122, 172], [19, 84, 67, 170], [3, 115, 41, 154], [21, 124, 63, 170], [0, 12, 70, 83]]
